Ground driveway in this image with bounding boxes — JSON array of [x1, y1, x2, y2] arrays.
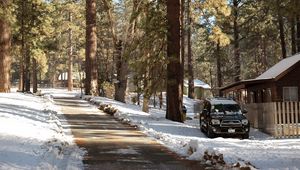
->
[[54, 97, 209, 170]]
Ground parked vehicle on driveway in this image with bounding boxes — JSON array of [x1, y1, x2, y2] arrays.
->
[[199, 98, 250, 139]]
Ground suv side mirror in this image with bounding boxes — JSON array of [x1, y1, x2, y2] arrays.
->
[[242, 109, 248, 114]]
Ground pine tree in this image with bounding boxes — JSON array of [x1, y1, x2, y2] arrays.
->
[[232, 0, 241, 81], [68, 12, 73, 91], [276, 0, 286, 59], [0, 16, 11, 93], [0, 0, 12, 92], [85, 0, 98, 95], [166, 0, 183, 122], [187, 0, 194, 99]]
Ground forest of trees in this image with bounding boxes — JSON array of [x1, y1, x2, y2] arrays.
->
[[1, 0, 300, 122]]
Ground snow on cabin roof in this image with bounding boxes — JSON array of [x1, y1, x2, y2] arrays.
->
[[184, 79, 211, 89], [256, 54, 300, 80]]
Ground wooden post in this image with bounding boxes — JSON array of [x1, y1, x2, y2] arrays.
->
[[280, 102, 284, 138], [291, 102, 295, 137], [296, 102, 299, 137], [287, 102, 291, 137], [283, 102, 287, 137], [274, 102, 278, 137]]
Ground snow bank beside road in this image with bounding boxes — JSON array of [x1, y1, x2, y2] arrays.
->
[[0, 93, 85, 169], [89, 96, 300, 170]]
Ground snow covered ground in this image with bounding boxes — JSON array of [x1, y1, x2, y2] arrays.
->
[[6, 88, 299, 170], [0, 91, 85, 169], [88, 95, 300, 170]]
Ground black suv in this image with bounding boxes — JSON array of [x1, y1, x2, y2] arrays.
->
[[199, 98, 250, 139]]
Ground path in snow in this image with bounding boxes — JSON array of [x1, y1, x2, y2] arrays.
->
[[54, 96, 211, 170]]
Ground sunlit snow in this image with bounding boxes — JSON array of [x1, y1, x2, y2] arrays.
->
[[0, 91, 85, 169], [4, 88, 299, 170], [88, 95, 300, 170]]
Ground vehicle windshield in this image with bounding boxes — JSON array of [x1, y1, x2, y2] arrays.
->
[[211, 104, 241, 115]]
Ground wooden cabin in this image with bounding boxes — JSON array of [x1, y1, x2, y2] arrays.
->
[[221, 54, 300, 104], [220, 55, 300, 137]]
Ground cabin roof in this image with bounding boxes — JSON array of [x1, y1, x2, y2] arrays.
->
[[256, 54, 300, 80], [221, 54, 300, 91]]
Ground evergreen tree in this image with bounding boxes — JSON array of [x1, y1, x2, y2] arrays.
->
[[166, 0, 183, 122], [0, 0, 12, 92], [85, 0, 98, 95]]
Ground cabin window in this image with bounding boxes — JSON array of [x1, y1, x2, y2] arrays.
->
[[283, 87, 298, 101]]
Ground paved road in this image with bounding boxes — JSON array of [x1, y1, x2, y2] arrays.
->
[[54, 97, 209, 170]]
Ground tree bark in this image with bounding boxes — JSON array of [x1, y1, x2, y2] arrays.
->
[[114, 40, 128, 102], [291, 18, 297, 55], [142, 75, 149, 113], [277, 0, 287, 59], [19, 0, 25, 91], [166, 0, 183, 122], [19, 55, 24, 91], [0, 18, 11, 93], [85, 0, 98, 95], [32, 58, 37, 93], [68, 12, 73, 91], [297, 16, 300, 53], [216, 42, 222, 96], [187, 0, 194, 99], [233, 0, 241, 82], [180, 0, 185, 96], [159, 91, 163, 109], [24, 46, 31, 92]]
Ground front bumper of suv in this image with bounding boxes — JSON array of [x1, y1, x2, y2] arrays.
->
[[209, 125, 250, 135]]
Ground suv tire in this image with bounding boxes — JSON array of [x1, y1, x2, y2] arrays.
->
[[199, 119, 205, 133], [242, 133, 249, 139], [207, 127, 215, 138], [200, 125, 205, 133]]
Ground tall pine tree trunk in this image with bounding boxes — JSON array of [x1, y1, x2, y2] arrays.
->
[[85, 0, 98, 95], [19, 0, 25, 91], [68, 12, 73, 91], [233, 0, 241, 82], [297, 16, 300, 52], [166, 0, 183, 122], [114, 40, 128, 102], [187, 0, 194, 99], [180, 0, 185, 96], [159, 91, 163, 109], [291, 18, 296, 55], [24, 47, 31, 92], [142, 54, 150, 112], [277, 0, 286, 59], [261, 38, 268, 70], [216, 42, 222, 96], [0, 18, 11, 93], [32, 58, 37, 93], [142, 72, 149, 113], [291, 4, 297, 56], [19, 55, 24, 91]]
